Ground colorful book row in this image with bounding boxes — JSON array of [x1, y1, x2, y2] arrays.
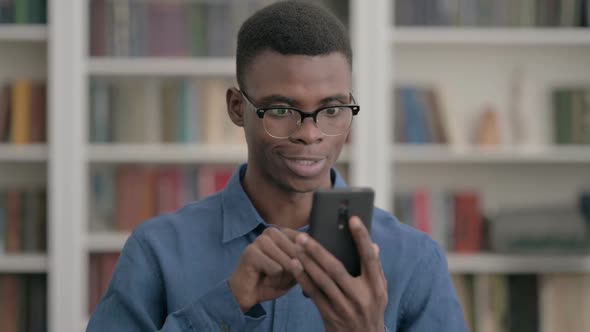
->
[[0, 80, 47, 144], [89, 0, 348, 57], [90, 165, 236, 232], [0, 274, 47, 332], [90, 78, 243, 144], [394, 189, 482, 252], [395, 0, 590, 27], [454, 273, 590, 332], [0, 0, 46, 24], [0, 189, 46, 254], [552, 86, 590, 145]]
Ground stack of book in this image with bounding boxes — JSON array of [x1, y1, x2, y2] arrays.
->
[[395, 0, 590, 27], [0, 0, 47, 24], [90, 165, 235, 232], [0, 189, 47, 253], [394, 189, 483, 252], [90, 78, 244, 144], [0, 81, 47, 144], [0, 274, 47, 332]]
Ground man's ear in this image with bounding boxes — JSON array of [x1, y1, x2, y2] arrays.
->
[[226, 87, 245, 127]]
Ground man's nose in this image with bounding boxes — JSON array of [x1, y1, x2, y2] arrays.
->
[[288, 117, 323, 144]]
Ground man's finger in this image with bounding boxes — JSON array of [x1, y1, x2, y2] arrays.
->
[[349, 216, 382, 285], [249, 245, 284, 276], [257, 229, 297, 270], [289, 257, 337, 318]]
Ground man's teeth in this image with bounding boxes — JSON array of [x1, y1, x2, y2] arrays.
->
[[294, 160, 317, 165]]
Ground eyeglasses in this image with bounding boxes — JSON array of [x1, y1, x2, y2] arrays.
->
[[240, 90, 360, 139]]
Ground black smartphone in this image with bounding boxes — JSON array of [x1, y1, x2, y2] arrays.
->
[[308, 187, 374, 277]]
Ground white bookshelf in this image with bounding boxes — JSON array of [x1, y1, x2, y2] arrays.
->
[[0, 144, 49, 162], [447, 253, 590, 274], [86, 232, 129, 253], [87, 57, 236, 77], [391, 27, 590, 45], [0, 254, 49, 273], [87, 143, 352, 164], [0, 24, 48, 41], [392, 144, 590, 164]]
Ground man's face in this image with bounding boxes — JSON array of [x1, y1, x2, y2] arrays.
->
[[235, 50, 353, 193]]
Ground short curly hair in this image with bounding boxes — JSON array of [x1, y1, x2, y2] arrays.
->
[[236, 1, 352, 90]]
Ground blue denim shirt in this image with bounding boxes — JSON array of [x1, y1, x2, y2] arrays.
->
[[87, 164, 466, 332]]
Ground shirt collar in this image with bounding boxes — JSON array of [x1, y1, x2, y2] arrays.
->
[[220, 163, 347, 244]]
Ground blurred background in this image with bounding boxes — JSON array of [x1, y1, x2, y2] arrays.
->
[[0, 0, 589, 331]]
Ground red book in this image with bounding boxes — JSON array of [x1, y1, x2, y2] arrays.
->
[[156, 167, 182, 215], [0, 275, 20, 332], [134, 167, 156, 229], [148, 2, 187, 56], [6, 191, 22, 253], [29, 82, 47, 143], [453, 191, 482, 253], [412, 189, 432, 235], [88, 254, 101, 314], [89, 0, 109, 56], [116, 166, 137, 232], [99, 253, 120, 299], [198, 166, 234, 198]]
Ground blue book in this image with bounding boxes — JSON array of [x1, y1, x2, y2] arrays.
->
[[402, 87, 431, 143]]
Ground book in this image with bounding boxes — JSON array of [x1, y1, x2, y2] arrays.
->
[[0, 275, 20, 332], [29, 82, 47, 143], [0, 85, 10, 142], [0, 192, 5, 253], [10, 80, 32, 144], [5, 190, 22, 252], [453, 191, 482, 253]]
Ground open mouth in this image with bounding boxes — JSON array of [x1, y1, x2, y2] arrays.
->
[[282, 156, 327, 177]]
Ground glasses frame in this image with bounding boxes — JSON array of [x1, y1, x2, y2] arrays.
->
[[239, 90, 360, 139]]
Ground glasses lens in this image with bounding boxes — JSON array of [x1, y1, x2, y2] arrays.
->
[[317, 107, 353, 136], [262, 108, 301, 138]]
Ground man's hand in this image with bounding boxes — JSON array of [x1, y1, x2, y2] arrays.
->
[[290, 216, 388, 332], [228, 227, 300, 312]]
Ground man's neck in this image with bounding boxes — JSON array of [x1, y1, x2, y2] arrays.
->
[[241, 165, 331, 230]]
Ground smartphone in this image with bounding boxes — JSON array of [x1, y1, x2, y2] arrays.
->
[[308, 187, 374, 277]]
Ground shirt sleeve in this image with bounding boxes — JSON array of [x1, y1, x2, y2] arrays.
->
[[86, 231, 267, 332], [397, 242, 468, 332]]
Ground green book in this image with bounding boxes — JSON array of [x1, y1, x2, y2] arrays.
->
[[553, 89, 572, 144], [14, 0, 29, 24], [189, 3, 207, 56]]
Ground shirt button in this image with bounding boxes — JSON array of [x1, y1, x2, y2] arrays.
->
[[220, 322, 230, 332]]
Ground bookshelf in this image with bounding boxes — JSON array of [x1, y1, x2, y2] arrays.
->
[[447, 253, 590, 274], [0, 144, 48, 161], [87, 57, 236, 76], [0, 254, 48, 273], [0, 2, 51, 332], [391, 27, 590, 45], [0, 24, 47, 41], [392, 144, 590, 163], [388, 0, 590, 331]]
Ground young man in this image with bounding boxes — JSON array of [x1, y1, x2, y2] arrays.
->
[[87, 2, 466, 331]]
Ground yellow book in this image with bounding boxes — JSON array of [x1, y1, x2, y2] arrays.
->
[[10, 80, 32, 144]]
